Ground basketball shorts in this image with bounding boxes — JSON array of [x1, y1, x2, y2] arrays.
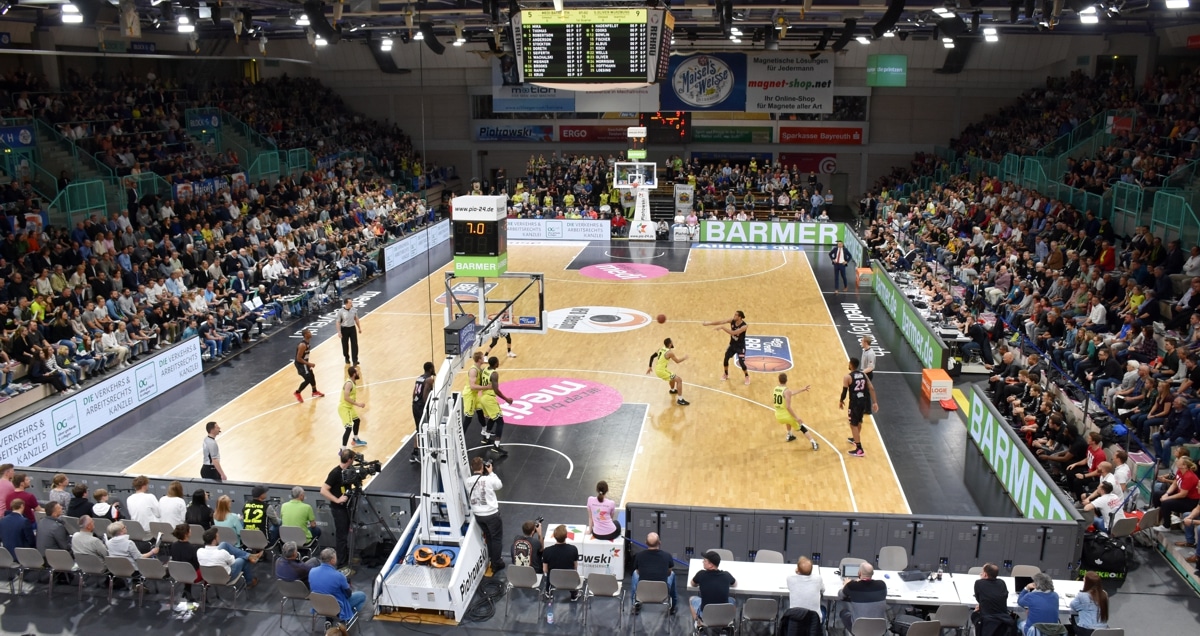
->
[[655, 368, 676, 382], [480, 396, 502, 420], [776, 412, 808, 433], [724, 344, 746, 364], [339, 404, 358, 426], [848, 402, 869, 426], [462, 389, 477, 415]]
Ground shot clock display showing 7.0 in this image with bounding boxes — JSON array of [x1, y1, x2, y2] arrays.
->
[[453, 220, 506, 257]]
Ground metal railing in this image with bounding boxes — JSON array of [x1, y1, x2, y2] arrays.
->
[[1110, 181, 1145, 236], [47, 179, 109, 227], [1150, 190, 1200, 249], [1162, 159, 1200, 191]]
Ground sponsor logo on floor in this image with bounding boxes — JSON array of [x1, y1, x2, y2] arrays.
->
[[579, 263, 670, 280], [839, 303, 890, 359], [546, 306, 652, 333], [436, 282, 497, 305], [745, 336, 793, 371], [497, 377, 623, 426]]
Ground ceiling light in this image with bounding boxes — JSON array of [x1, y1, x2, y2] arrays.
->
[[856, 35, 870, 44], [1165, 0, 1187, 7], [1079, 6, 1099, 22], [883, 30, 896, 37], [62, 3, 83, 23], [296, 14, 310, 26]]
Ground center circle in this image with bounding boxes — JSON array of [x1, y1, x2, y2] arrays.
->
[[497, 377, 623, 427], [580, 263, 669, 281]]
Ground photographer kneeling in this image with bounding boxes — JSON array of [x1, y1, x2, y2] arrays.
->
[[468, 456, 504, 573]]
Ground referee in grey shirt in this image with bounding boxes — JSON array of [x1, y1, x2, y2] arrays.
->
[[860, 336, 876, 381], [201, 421, 226, 481], [336, 298, 363, 366]]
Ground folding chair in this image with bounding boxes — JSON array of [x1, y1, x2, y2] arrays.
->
[[311, 591, 359, 633], [877, 546, 909, 571], [966, 567, 984, 575], [123, 519, 150, 542], [167, 560, 207, 606], [547, 569, 587, 624], [73, 553, 110, 600], [697, 602, 737, 636], [188, 524, 207, 545], [740, 597, 779, 635], [502, 564, 542, 619], [199, 564, 245, 612], [14, 547, 46, 591], [104, 556, 141, 604], [241, 528, 276, 561], [150, 522, 177, 544], [136, 558, 168, 607], [62, 516, 80, 534], [92, 518, 111, 538], [1089, 630, 1124, 636], [583, 572, 623, 630], [280, 525, 318, 557], [753, 550, 784, 563], [851, 617, 888, 636], [0, 549, 16, 594], [215, 525, 239, 547], [44, 549, 78, 599], [277, 578, 311, 627], [631, 579, 671, 634], [930, 604, 971, 636], [1010, 565, 1042, 577], [901, 620, 942, 636], [706, 548, 735, 563]]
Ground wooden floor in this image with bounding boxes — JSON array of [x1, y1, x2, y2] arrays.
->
[[127, 243, 910, 515]]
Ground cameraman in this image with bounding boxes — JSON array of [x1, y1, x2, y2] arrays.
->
[[320, 449, 356, 568], [468, 456, 504, 573]]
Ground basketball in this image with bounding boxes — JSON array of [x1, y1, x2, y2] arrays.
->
[[657, 314, 667, 324]]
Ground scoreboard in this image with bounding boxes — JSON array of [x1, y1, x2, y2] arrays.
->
[[512, 8, 674, 86]]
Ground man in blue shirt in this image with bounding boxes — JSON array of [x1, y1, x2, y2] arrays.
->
[[0, 498, 34, 558], [309, 547, 367, 624], [1017, 573, 1060, 636]]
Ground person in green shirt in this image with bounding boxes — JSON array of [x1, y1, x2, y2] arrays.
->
[[281, 486, 322, 542]]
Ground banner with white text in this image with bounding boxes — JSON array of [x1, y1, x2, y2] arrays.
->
[[745, 53, 834, 114]]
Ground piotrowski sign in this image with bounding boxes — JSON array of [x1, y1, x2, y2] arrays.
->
[[871, 263, 946, 369], [698, 221, 844, 245], [967, 385, 1075, 520]]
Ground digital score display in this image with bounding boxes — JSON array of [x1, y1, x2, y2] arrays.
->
[[453, 220, 507, 257], [640, 111, 692, 144], [513, 9, 673, 85]]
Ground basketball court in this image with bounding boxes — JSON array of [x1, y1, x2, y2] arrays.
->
[[125, 240, 910, 515]]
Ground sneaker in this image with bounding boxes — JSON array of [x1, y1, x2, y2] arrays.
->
[[409, 455, 420, 464], [490, 445, 509, 456], [569, 592, 580, 602], [669, 602, 677, 615], [632, 601, 642, 615], [811, 440, 820, 451], [669, 389, 678, 394], [786, 434, 797, 442], [352, 438, 368, 447], [1151, 525, 1170, 532], [721, 373, 728, 381], [676, 398, 690, 406], [312, 391, 326, 398], [847, 437, 855, 444], [345, 358, 351, 365], [849, 449, 865, 457], [743, 376, 751, 385], [294, 391, 304, 403], [507, 352, 517, 358]]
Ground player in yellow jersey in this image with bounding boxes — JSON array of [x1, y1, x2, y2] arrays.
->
[[646, 338, 690, 406], [339, 365, 367, 450], [462, 351, 486, 434], [773, 373, 818, 450], [479, 356, 515, 455]]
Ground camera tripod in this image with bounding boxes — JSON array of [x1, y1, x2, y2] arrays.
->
[[345, 486, 400, 567]]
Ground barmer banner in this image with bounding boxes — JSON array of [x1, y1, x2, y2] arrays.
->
[[871, 263, 947, 369], [745, 53, 834, 114], [698, 220, 844, 245]]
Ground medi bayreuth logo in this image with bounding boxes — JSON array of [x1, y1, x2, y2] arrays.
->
[[497, 377, 624, 427], [547, 306, 652, 333]]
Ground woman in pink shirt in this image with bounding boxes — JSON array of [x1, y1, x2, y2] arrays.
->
[[587, 481, 620, 541]]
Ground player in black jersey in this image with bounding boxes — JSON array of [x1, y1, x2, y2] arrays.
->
[[839, 357, 878, 457], [702, 310, 750, 385], [410, 361, 436, 464]]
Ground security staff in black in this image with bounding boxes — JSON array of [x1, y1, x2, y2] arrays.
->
[[320, 450, 356, 567], [410, 361, 436, 464], [839, 357, 878, 458], [336, 298, 362, 366]]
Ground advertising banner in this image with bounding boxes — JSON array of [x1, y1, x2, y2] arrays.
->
[[0, 125, 35, 148], [871, 263, 947, 369], [660, 52, 747, 112], [779, 126, 864, 145], [558, 125, 629, 143], [967, 385, 1076, 520], [698, 220, 843, 245], [173, 176, 230, 200], [574, 86, 660, 112], [673, 183, 694, 215], [491, 59, 577, 112], [475, 124, 555, 142], [130, 41, 157, 54], [691, 126, 773, 144], [745, 53, 834, 114], [778, 153, 838, 175], [0, 340, 203, 466], [866, 54, 908, 87], [383, 220, 451, 272], [690, 151, 773, 163], [506, 219, 610, 241]]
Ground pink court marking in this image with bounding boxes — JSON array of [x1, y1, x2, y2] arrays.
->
[[579, 263, 669, 281], [497, 377, 623, 427]]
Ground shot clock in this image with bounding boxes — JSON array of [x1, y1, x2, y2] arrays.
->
[[451, 195, 509, 277]]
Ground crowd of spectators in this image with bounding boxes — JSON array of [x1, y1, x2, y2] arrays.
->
[[0, 159, 437, 401]]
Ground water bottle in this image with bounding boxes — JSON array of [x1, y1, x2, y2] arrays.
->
[[546, 601, 555, 624]]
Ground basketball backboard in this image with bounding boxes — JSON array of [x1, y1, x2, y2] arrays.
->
[[613, 161, 659, 190], [443, 271, 546, 336]]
